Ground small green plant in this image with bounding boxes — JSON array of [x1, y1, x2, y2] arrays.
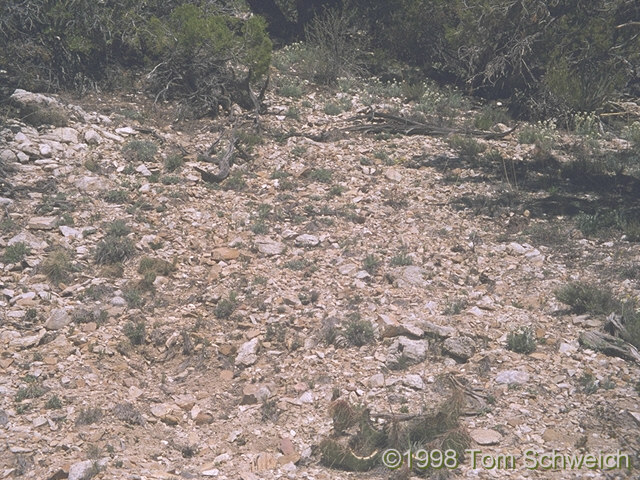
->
[[447, 135, 487, 159], [222, 171, 246, 191], [572, 111, 600, 137], [105, 220, 131, 237], [15, 377, 47, 402], [278, 79, 304, 98], [518, 118, 557, 152], [291, 145, 307, 157], [215, 293, 237, 319], [284, 259, 309, 271], [389, 252, 413, 266], [84, 158, 100, 173], [362, 254, 380, 274], [554, 282, 619, 315], [507, 326, 537, 354], [164, 154, 184, 172], [76, 407, 103, 425], [45, 395, 63, 409], [343, 318, 375, 347], [270, 170, 290, 180], [261, 398, 280, 422], [123, 320, 146, 345], [323, 102, 343, 116], [444, 298, 468, 315], [103, 189, 129, 204], [95, 236, 136, 265], [578, 373, 599, 394], [251, 220, 268, 234], [622, 121, 640, 150], [122, 140, 158, 162], [328, 185, 345, 197], [3, 242, 30, 263], [161, 175, 181, 185], [42, 249, 73, 284], [308, 168, 333, 183]]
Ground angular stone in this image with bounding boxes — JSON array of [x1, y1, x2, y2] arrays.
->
[[367, 373, 386, 388], [44, 127, 79, 144], [235, 337, 260, 367], [45, 308, 71, 330], [442, 336, 476, 362], [402, 374, 424, 390], [384, 168, 403, 182], [84, 129, 102, 145], [211, 247, 240, 261], [255, 236, 285, 256], [28, 216, 58, 230], [386, 336, 428, 368], [295, 234, 320, 247], [0, 149, 17, 163], [389, 266, 430, 288], [417, 320, 456, 338], [495, 370, 530, 385], [8, 231, 48, 250], [470, 428, 502, 446]]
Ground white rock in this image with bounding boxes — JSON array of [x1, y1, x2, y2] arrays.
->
[[8, 231, 47, 249], [235, 338, 260, 366], [295, 234, 320, 247], [495, 370, 530, 385], [368, 373, 385, 388], [402, 374, 424, 390], [255, 236, 285, 256], [0, 149, 17, 162], [39, 144, 53, 157], [45, 308, 71, 330], [136, 164, 152, 177], [84, 129, 102, 145], [470, 428, 502, 445], [115, 126, 137, 136], [28, 216, 58, 230], [60, 226, 82, 239]]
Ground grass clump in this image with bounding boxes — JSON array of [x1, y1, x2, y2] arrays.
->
[[222, 171, 246, 191], [15, 377, 47, 402], [95, 220, 135, 265], [164, 154, 184, 172], [95, 236, 136, 265], [3, 242, 30, 263], [123, 320, 146, 345], [76, 407, 103, 426], [507, 326, 537, 354], [45, 395, 63, 409], [389, 252, 413, 266], [343, 317, 375, 347], [362, 254, 380, 274], [42, 249, 73, 284], [122, 140, 157, 162], [554, 282, 619, 315], [138, 256, 175, 278], [103, 189, 129, 204], [215, 293, 237, 319], [308, 168, 333, 183], [447, 135, 487, 159]]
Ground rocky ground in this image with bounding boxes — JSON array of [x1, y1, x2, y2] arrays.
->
[[1, 73, 640, 480]]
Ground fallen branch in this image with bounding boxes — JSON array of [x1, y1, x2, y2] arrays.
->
[[344, 108, 518, 140], [194, 132, 237, 183]]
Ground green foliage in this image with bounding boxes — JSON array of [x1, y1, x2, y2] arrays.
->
[[164, 154, 184, 172], [42, 249, 73, 284], [123, 320, 146, 345], [215, 293, 237, 319], [507, 327, 537, 354], [122, 140, 157, 163], [3, 242, 30, 263], [447, 135, 486, 159], [95, 236, 136, 265], [554, 282, 619, 315], [0, 1, 271, 113], [343, 318, 375, 347]]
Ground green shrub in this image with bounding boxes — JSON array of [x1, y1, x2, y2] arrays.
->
[[164, 154, 184, 172], [76, 407, 103, 425], [138, 256, 175, 277], [3, 242, 30, 263], [362, 254, 380, 274], [302, 8, 366, 85], [123, 320, 146, 345], [447, 135, 486, 159], [104, 189, 129, 204], [42, 249, 73, 284], [106, 220, 131, 237], [308, 168, 333, 183], [215, 293, 237, 319], [507, 327, 537, 354], [95, 236, 136, 265], [343, 318, 375, 346], [554, 282, 619, 315], [122, 140, 157, 163]]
